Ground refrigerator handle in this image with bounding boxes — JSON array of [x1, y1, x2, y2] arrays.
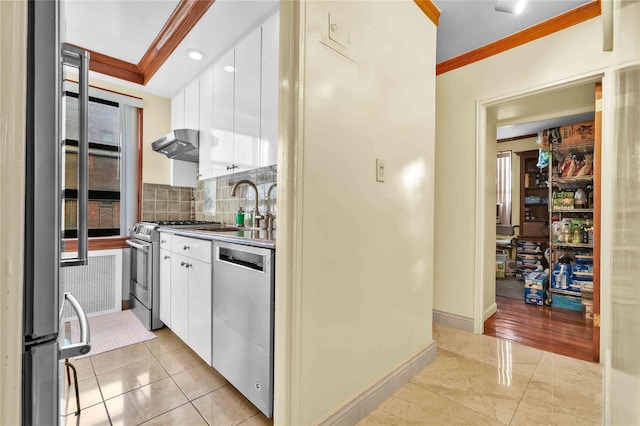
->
[[61, 43, 89, 267], [59, 293, 91, 359]]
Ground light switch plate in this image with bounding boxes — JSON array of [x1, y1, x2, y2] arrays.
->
[[376, 158, 385, 182]]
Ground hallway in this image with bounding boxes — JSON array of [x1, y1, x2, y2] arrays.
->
[[359, 323, 601, 425]]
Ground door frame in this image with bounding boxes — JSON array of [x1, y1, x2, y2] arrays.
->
[[473, 69, 612, 363]]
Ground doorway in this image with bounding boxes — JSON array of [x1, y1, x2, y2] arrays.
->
[[475, 75, 604, 363]]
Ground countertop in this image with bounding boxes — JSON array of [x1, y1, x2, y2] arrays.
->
[[159, 226, 276, 250]]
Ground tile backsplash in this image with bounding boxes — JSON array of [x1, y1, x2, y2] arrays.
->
[[142, 183, 194, 222], [195, 165, 277, 226], [141, 165, 277, 226]]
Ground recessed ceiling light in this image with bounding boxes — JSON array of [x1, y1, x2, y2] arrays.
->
[[495, 0, 527, 14], [224, 65, 236, 73], [186, 49, 205, 61]]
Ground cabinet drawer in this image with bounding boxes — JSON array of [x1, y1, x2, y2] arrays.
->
[[172, 235, 212, 263], [159, 232, 172, 250]]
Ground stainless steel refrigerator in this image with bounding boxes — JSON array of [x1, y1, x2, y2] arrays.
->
[[23, 1, 91, 424]]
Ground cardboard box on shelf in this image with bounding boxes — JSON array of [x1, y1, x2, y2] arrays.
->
[[559, 120, 594, 145], [552, 191, 575, 210]]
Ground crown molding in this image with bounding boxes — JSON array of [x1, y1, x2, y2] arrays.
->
[[436, 0, 601, 75]]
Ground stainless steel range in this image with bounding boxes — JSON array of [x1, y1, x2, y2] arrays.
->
[[127, 220, 220, 330]]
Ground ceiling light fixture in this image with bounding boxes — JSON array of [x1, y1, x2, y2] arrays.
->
[[495, 0, 527, 14], [186, 48, 205, 61], [223, 65, 236, 73]]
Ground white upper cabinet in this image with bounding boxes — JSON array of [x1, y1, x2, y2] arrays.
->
[[211, 49, 236, 176], [169, 87, 197, 188], [198, 12, 279, 179], [261, 12, 279, 168], [171, 90, 185, 129], [183, 79, 200, 129], [233, 26, 262, 173], [198, 68, 214, 180]]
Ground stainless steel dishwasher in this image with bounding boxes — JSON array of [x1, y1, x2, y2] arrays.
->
[[212, 241, 275, 418]]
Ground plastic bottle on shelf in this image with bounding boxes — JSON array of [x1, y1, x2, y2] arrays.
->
[[572, 225, 582, 243]]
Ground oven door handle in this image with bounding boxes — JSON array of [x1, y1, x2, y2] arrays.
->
[[126, 240, 151, 252]]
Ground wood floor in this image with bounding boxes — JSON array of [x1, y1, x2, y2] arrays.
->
[[484, 295, 595, 362]]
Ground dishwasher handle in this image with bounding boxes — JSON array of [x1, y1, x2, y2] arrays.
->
[[217, 246, 265, 272]]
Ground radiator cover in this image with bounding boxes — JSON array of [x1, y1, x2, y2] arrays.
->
[[61, 249, 123, 319]]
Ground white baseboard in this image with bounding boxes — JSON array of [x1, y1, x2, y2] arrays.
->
[[433, 309, 474, 333], [483, 302, 497, 322], [317, 341, 438, 426]]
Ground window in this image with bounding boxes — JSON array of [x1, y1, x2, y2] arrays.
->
[[62, 87, 140, 238], [496, 151, 512, 225]]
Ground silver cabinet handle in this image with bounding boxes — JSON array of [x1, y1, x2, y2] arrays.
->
[[183, 245, 190, 250], [60, 293, 91, 358], [181, 261, 186, 267], [164, 255, 170, 259], [161, 239, 167, 244], [186, 263, 192, 268]]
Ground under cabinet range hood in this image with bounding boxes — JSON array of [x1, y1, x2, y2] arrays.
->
[[151, 129, 199, 162]]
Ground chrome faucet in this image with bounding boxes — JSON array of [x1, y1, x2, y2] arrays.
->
[[265, 183, 277, 231], [231, 179, 264, 228]]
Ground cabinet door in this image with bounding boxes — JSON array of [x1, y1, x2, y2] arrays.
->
[[171, 91, 185, 130], [198, 68, 214, 180], [233, 27, 262, 172], [188, 258, 212, 365], [159, 248, 171, 327], [211, 49, 236, 175], [260, 12, 279, 167], [184, 79, 200, 129], [170, 253, 190, 343]]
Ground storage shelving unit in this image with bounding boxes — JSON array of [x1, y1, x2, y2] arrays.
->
[[548, 138, 596, 315], [515, 150, 548, 281]]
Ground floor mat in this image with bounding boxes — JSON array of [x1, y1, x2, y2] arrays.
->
[[496, 277, 524, 300], [66, 309, 156, 358]]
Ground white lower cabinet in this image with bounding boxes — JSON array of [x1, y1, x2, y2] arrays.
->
[[166, 236, 212, 365]]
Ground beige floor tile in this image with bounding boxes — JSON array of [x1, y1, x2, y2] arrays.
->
[[97, 357, 169, 400], [192, 385, 259, 426], [411, 349, 531, 424], [238, 412, 273, 426], [64, 402, 110, 426], [140, 402, 207, 425], [64, 375, 104, 415], [432, 323, 460, 346], [438, 331, 543, 377], [90, 342, 153, 375], [105, 377, 189, 426], [531, 351, 603, 401], [510, 379, 601, 426], [357, 408, 424, 425], [64, 357, 95, 384], [157, 346, 205, 376], [145, 327, 187, 356], [374, 385, 502, 426], [172, 364, 227, 400]]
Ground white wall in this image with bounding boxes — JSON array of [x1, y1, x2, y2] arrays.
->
[[0, 1, 26, 424], [280, 1, 437, 423], [434, 2, 640, 320]]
